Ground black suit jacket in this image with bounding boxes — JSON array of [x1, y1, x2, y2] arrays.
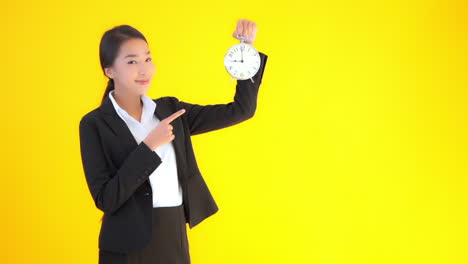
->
[[79, 52, 268, 253]]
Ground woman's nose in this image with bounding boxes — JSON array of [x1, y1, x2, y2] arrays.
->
[[139, 63, 154, 75], [138, 65, 148, 75]]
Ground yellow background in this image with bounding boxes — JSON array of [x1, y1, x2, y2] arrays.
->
[[2, 0, 468, 263]]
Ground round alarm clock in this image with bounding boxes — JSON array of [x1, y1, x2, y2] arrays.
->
[[224, 34, 261, 83]]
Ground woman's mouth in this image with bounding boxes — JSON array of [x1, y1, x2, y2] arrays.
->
[[135, 80, 149, 85]]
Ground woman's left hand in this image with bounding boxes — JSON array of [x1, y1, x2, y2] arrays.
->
[[232, 19, 257, 46]]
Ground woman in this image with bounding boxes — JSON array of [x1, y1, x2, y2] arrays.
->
[[79, 19, 268, 264]]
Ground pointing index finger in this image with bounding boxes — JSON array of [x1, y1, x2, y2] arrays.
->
[[165, 109, 186, 123]]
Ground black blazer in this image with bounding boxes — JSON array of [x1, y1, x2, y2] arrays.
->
[[79, 52, 268, 253]]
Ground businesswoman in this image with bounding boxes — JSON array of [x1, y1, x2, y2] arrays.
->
[[79, 19, 268, 264]]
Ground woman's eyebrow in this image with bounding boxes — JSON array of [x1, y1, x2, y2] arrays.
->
[[123, 50, 151, 59]]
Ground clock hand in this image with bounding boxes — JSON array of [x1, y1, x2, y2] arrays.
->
[[241, 47, 244, 63]]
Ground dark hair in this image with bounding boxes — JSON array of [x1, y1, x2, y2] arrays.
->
[[99, 25, 148, 105]]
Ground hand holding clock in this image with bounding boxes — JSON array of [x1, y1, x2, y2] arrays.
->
[[232, 19, 257, 46]]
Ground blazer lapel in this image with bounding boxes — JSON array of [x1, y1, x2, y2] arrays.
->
[[99, 95, 138, 154]]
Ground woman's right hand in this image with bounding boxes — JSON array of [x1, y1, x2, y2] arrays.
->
[[144, 109, 186, 150]]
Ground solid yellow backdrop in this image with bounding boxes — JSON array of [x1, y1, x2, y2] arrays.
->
[[2, 0, 468, 263]]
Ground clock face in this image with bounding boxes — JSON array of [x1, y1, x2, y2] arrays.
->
[[224, 43, 261, 80]]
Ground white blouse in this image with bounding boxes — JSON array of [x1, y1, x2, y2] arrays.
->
[[108, 90, 183, 208]]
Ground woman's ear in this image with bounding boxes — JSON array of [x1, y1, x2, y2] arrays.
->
[[104, 67, 114, 79]]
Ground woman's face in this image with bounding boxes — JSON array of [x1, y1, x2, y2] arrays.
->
[[105, 38, 156, 96]]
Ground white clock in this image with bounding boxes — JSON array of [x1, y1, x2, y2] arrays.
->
[[224, 35, 261, 83]]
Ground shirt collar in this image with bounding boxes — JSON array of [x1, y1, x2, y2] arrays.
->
[[108, 90, 156, 124]]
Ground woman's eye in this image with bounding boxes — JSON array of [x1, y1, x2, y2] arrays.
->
[[128, 58, 151, 64]]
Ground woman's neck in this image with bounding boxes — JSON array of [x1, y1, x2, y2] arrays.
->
[[113, 89, 143, 122]]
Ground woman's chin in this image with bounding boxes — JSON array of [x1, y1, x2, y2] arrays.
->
[[136, 85, 150, 95]]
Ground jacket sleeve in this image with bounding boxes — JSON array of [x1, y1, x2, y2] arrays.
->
[[176, 52, 268, 136], [79, 118, 162, 215]]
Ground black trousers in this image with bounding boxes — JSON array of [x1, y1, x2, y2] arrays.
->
[[99, 204, 191, 264]]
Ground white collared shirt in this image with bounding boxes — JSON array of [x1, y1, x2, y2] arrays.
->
[[108, 90, 183, 208]]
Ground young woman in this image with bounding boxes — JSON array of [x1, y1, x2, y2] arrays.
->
[[79, 19, 268, 264]]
